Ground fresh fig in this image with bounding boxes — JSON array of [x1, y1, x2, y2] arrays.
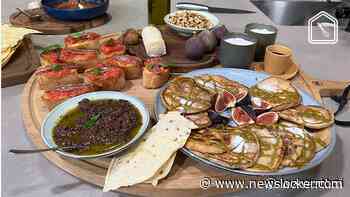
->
[[185, 35, 205, 60], [198, 30, 217, 52], [256, 112, 279, 126], [123, 28, 140, 45], [251, 97, 272, 112], [212, 25, 228, 41], [215, 90, 236, 112], [231, 106, 255, 126]]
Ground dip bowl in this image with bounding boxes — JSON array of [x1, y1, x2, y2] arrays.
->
[[41, 91, 150, 159]]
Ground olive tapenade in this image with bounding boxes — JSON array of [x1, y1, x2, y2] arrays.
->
[[53, 98, 142, 155]]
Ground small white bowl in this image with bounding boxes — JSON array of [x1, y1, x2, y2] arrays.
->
[[164, 10, 220, 36], [41, 91, 150, 159]]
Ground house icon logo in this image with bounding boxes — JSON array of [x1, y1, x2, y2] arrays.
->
[[308, 11, 338, 44]]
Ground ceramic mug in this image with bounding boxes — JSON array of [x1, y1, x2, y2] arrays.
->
[[264, 44, 293, 75]]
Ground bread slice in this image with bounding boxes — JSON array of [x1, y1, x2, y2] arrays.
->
[[64, 32, 101, 50], [36, 65, 82, 90], [104, 55, 143, 79], [42, 83, 97, 110], [98, 33, 123, 45], [249, 77, 301, 111], [59, 48, 99, 68]]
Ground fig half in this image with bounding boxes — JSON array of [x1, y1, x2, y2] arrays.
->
[[256, 111, 279, 126], [251, 97, 272, 112], [232, 106, 255, 126], [215, 90, 236, 112]]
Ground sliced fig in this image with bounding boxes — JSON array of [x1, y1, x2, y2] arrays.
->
[[234, 89, 248, 103], [256, 112, 279, 125], [214, 90, 236, 112], [231, 107, 255, 126], [251, 97, 272, 111]]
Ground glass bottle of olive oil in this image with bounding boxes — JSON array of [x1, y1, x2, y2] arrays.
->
[[148, 0, 170, 25]]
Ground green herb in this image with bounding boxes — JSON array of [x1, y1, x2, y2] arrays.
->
[[40, 44, 61, 53], [51, 64, 62, 71], [106, 38, 114, 46], [91, 67, 103, 75], [71, 32, 82, 38], [83, 113, 101, 129], [159, 63, 177, 67]]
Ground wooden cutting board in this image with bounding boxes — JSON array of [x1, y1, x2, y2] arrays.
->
[[21, 67, 349, 196], [9, 8, 111, 35], [1, 35, 40, 88], [128, 26, 218, 73]]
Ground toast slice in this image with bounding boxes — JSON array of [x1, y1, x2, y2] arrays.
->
[[249, 77, 301, 111]]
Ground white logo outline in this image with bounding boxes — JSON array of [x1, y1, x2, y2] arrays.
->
[[308, 11, 338, 45]]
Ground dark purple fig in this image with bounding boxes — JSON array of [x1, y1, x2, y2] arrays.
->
[[198, 30, 217, 52], [231, 107, 255, 126], [215, 90, 236, 112], [208, 110, 230, 125], [212, 25, 229, 41], [256, 112, 279, 126], [185, 36, 205, 60]]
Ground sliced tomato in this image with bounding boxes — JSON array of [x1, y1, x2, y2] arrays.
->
[[60, 49, 97, 61], [64, 32, 101, 45], [44, 84, 95, 101], [100, 42, 126, 55]]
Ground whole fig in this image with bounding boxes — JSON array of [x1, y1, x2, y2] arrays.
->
[[212, 25, 228, 41], [123, 28, 140, 45], [198, 30, 217, 52], [185, 36, 205, 60]]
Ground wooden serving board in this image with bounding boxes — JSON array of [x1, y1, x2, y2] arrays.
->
[[1, 35, 40, 88], [128, 26, 218, 73], [10, 8, 111, 35], [21, 69, 349, 196]]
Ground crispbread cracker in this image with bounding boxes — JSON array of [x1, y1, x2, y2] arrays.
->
[[145, 152, 177, 186], [103, 112, 197, 191]]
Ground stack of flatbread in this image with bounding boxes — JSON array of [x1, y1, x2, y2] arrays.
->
[[103, 111, 198, 192], [1, 24, 40, 66]]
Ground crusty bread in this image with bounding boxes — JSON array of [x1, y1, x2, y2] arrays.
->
[[98, 33, 123, 45], [37, 69, 82, 90], [65, 40, 99, 50], [249, 77, 301, 111], [142, 67, 169, 89], [83, 67, 126, 91], [41, 83, 97, 110]]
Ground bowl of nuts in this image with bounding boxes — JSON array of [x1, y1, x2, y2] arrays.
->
[[164, 10, 220, 36]]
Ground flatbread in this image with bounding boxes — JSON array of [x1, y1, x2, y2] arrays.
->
[[145, 152, 177, 186], [103, 112, 197, 191], [1, 24, 40, 66], [1, 24, 40, 49]]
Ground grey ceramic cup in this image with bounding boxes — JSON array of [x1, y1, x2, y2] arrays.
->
[[219, 33, 257, 69], [245, 23, 278, 61]]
